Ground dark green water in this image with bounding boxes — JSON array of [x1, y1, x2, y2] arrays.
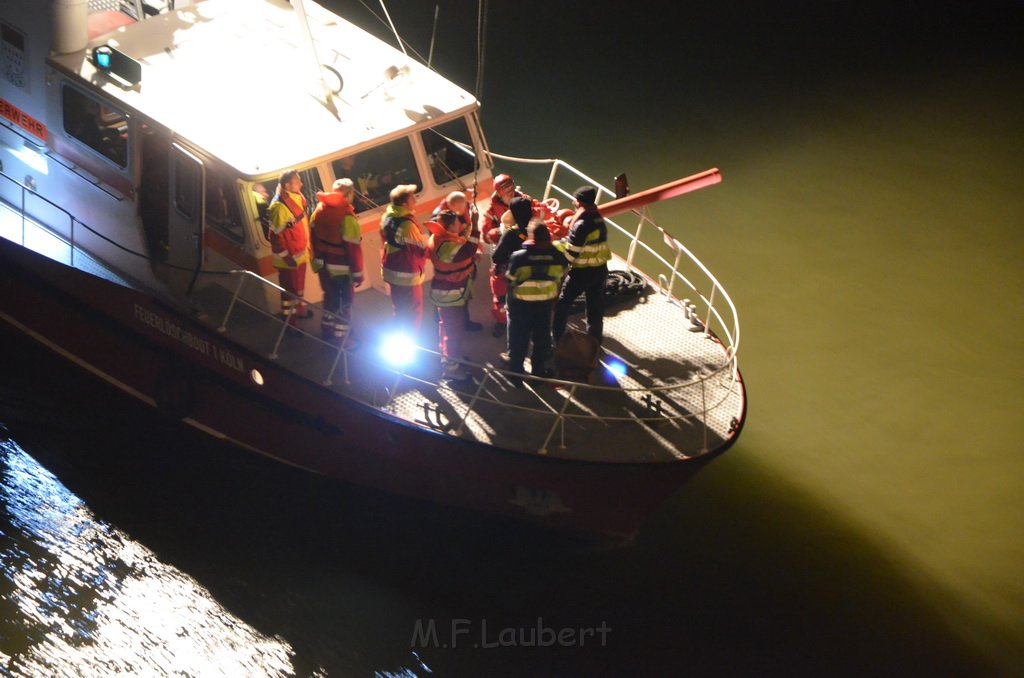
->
[[2, 1, 1022, 675]]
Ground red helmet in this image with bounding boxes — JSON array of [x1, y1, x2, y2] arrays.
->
[[494, 173, 514, 192]]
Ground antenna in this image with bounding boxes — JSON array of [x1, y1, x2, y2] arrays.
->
[[292, 0, 340, 118], [427, 5, 440, 68], [475, 0, 487, 100], [378, 0, 407, 57]]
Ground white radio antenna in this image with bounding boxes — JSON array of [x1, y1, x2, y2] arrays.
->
[[378, 0, 407, 57], [292, 0, 340, 118]]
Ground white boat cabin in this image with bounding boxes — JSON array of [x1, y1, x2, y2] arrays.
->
[[2, 0, 492, 304]]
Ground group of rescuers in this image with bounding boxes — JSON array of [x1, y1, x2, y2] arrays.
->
[[266, 169, 610, 384]]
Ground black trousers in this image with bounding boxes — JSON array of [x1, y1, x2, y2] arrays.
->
[[318, 270, 354, 336], [507, 298, 555, 376], [553, 265, 607, 343]]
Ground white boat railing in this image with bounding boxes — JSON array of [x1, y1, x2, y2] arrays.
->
[[1, 168, 743, 459], [530, 156, 740, 365], [214, 268, 741, 456]]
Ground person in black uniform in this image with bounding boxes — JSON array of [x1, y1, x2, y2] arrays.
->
[[504, 223, 569, 385], [553, 185, 611, 344]]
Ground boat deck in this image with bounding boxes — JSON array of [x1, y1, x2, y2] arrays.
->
[[2, 170, 743, 465], [192, 254, 743, 464]]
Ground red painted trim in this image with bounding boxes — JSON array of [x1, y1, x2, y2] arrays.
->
[[597, 168, 722, 218], [203, 229, 275, 275]]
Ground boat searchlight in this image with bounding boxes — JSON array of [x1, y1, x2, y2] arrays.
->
[[380, 332, 417, 369]]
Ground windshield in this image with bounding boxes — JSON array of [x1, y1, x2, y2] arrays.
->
[[421, 117, 476, 187], [331, 137, 422, 213]]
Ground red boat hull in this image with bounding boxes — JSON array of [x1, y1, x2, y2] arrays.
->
[[0, 238, 743, 539]]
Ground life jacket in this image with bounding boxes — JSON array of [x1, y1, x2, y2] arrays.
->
[[429, 230, 477, 306], [380, 205, 427, 286], [268, 191, 309, 269], [311, 191, 363, 277]]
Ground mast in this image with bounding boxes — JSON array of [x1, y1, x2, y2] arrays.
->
[[291, 0, 340, 118]]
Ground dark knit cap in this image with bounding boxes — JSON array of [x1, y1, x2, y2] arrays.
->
[[509, 196, 533, 228], [528, 222, 551, 243], [573, 185, 598, 205]]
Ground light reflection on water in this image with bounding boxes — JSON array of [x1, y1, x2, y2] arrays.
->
[[0, 438, 296, 677]]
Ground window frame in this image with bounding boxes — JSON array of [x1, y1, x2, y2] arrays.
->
[[418, 116, 479, 189], [204, 172, 248, 244], [60, 83, 131, 171], [330, 135, 423, 214]]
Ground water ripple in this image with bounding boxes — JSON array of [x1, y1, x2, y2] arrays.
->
[[0, 438, 295, 677]]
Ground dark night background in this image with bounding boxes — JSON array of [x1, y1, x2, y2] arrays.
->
[[2, 0, 1022, 675]]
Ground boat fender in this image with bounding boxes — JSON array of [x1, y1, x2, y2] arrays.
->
[[154, 363, 195, 420]]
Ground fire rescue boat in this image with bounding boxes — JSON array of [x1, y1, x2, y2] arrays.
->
[[0, 0, 746, 540]]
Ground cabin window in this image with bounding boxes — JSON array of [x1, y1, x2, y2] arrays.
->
[[205, 174, 245, 242], [331, 137, 421, 213], [61, 85, 128, 168], [173, 155, 200, 222], [296, 167, 323, 213], [250, 182, 272, 240], [421, 117, 476, 187]]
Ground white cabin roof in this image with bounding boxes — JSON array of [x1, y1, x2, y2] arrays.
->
[[49, 0, 478, 177]]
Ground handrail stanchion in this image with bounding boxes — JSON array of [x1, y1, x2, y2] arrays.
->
[[323, 344, 345, 386], [701, 374, 709, 453], [384, 368, 405, 410], [704, 283, 716, 337], [340, 343, 350, 385], [625, 208, 647, 270], [539, 383, 577, 455], [20, 184, 26, 247], [667, 245, 682, 299], [218, 273, 247, 332], [543, 161, 559, 202], [454, 366, 492, 436], [269, 290, 296, 360]]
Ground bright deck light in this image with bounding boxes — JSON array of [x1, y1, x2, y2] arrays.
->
[[380, 332, 417, 368], [604, 359, 628, 378]]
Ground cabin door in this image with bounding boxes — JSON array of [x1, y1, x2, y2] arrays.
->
[[166, 143, 205, 271]]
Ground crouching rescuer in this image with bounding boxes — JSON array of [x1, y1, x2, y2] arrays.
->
[[428, 210, 479, 380], [311, 178, 364, 343]]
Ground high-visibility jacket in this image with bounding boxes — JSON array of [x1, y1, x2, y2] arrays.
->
[[506, 241, 568, 302], [380, 204, 427, 286], [562, 206, 611, 268], [311, 191, 364, 279], [268, 190, 310, 269], [428, 230, 477, 307]]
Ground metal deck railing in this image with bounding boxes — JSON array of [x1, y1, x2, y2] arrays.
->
[[1, 167, 743, 459]]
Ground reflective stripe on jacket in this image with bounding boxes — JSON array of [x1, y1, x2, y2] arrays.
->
[[268, 191, 309, 269], [563, 206, 610, 268], [380, 205, 427, 286], [429, 230, 477, 307], [506, 242, 568, 302]]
